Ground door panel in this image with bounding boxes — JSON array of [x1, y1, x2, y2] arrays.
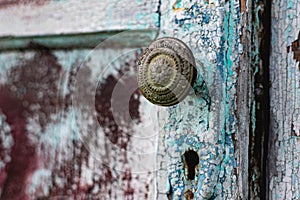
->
[[0, 0, 274, 199], [0, 0, 160, 36], [0, 0, 160, 50], [0, 47, 161, 199]]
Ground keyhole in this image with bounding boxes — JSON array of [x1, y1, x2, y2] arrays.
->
[[184, 150, 199, 180]]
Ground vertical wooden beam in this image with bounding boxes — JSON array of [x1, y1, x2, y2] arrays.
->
[[268, 0, 300, 199], [156, 0, 255, 199]]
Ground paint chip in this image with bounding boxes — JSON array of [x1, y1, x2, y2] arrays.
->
[[290, 31, 300, 70]]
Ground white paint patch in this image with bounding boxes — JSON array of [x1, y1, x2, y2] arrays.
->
[[0, 113, 13, 170], [0, 0, 159, 37], [28, 168, 52, 198]]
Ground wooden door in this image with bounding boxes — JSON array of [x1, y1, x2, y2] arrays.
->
[[0, 0, 296, 200], [0, 1, 161, 199]]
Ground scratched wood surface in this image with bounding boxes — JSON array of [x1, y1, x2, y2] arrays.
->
[[0, 0, 160, 36], [0, 47, 162, 199], [0, 0, 163, 199], [0, 0, 279, 200], [268, 0, 300, 199], [0, 0, 248, 200]]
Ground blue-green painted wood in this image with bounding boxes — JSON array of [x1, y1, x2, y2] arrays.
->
[[0, 30, 158, 50], [0, 0, 270, 199], [156, 0, 246, 199]]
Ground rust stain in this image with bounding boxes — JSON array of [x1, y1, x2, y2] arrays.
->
[[0, 0, 49, 8], [240, 0, 246, 12], [0, 47, 143, 198], [0, 45, 62, 199], [290, 31, 300, 70], [63, 56, 141, 198], [185, 189, 194, 200], [172, 0, 185, 12], [95, 65, 141, 150], [122, 168, 134, 198]]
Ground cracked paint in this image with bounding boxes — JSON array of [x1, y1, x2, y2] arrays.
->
[[157, 0, 242, 199], [268, 0, 300, 199]]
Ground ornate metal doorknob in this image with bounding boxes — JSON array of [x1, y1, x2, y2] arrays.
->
[[137, 37, 197, 106]]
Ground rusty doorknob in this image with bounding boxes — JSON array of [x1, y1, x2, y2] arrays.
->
[[137, 37, 197, 106]]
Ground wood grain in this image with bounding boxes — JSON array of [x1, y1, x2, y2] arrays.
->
[[0, 30, 158, 50], [0, 0, 286, 199], [268, 0, 300, 199], [156, 0, 247, 199], [0, 0, 160, 37], [0, 47, 161, 199]]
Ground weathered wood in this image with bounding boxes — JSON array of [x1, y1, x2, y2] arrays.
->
[[268, 0, 300, 199], [240, 0, 271, 199], [156, 0, 249, 199], [0, 30, 158, 50], [0, 0, 160, 50], [237, 2, 253, 198], [0, 47, 160, 199], [0, 0, 160, 36], [0, 0, 279, 199]]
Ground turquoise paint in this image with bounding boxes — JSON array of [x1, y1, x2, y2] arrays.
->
[[0, 30, 158, 50], [136, 13, 145, 22], [163, 72, 211, 198], [173, 0, 183, 10], [255, 5, 262, 30], [152, 13, 160, 28], [136, 0, 143, 5], [159, 0, 244, 199], [287, 0, 295, 9], [284, 24, 293, 42], [219, 0, 242, 197]]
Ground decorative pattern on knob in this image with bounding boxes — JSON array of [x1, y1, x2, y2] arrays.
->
[[137, 37, 197, 106]]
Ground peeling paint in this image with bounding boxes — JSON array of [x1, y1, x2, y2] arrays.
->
[[0, 48, 158, 199], [268, 0, 300, 199], [0, 45, 62, 200], [0, 0, 160, 37], [290, 31, 300, 69], [157, 0, 243, 199]]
